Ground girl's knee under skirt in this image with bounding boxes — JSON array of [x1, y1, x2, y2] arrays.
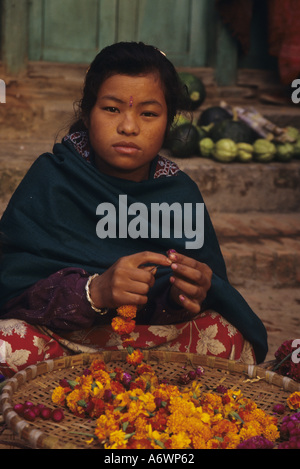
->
[[0, 310, 255, 378]]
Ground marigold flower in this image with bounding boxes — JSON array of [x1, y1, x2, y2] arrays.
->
[[126, 349, 144, 366], [106, 429, 128, 449], [169, 432, 191, 449], [52, 386, 67, 406], [52, 355, 282, 449], [117, 305, 137, 319], [287, 391, 300, 410], [112, 316, 135, 335]]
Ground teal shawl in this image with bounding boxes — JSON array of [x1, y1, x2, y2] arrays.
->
[[0, 140, 268, 362]]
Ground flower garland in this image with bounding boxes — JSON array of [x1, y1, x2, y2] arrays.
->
[[51, 306, 300, 449], [112, 305, 144, 366]]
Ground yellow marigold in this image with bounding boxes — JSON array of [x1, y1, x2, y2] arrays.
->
[[185, 416, 212, 440], [191, 435, 208, 449], [77, 374, 93, 399], [168, 432, 191, 449], [153, 383, 181, 401], [167, 411, 189, 434], [117, 305, 137, 319], [133, 415, 148, 439], [239, 420, 261, 441], [146, 425, 168, 448], [93, 380, 105, 399], [115, 392, 131, 408], [138, 392, 156, 413], [262, 423, 280, 442], [127, 399, 149, 420], [106, 429, 128, 449], [169, 395, 196, 417], [287, 391, 300, 410], [66, 389, 86, 416], [92, 369, 111, 386], [222, 432, 241, 449], [52, 386, 66, 406], [201, 392, 223, 414]]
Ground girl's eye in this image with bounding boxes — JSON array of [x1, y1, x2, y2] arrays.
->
[[104, 107, 120, 113], [142, 112, 158, 117]]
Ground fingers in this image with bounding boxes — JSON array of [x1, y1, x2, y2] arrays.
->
[[126, 251, 172, 269], [167, 249, 212, 314]]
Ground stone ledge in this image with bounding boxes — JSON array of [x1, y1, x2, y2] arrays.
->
[[1, 142, 300, 214]]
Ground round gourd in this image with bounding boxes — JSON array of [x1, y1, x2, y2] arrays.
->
[[209, 119, 256, 144], [253, 139, 276, 162], [178, 72, 206, 110], [275, 143, 294, 162], [199, 137, 214, 158], [286, 126, 300, 142], [167, 123, 199, 158], [197, 106, 231, 126], [212, 138, 238, 162], [236, 143, 253, 162]]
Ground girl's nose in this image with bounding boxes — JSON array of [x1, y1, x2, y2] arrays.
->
[[117, 112, 140, 136]]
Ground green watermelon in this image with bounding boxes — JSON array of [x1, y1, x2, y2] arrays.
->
[[167, 123, 199, 158], [178, 72, 206, 110], [209, 119, 256, 144], [198, 106, 231, 126]]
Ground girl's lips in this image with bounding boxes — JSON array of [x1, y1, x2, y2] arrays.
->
[[112, 142, 141, 155]]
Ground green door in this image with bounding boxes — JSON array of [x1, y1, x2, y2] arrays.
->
[[29, 0, 214, 67]]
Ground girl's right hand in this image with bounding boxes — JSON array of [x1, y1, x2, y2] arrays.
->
[[89, 251, 172, 309]]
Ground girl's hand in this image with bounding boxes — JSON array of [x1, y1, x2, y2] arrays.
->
[[167, 250, 212, 315], [89, 251, 172, 309]]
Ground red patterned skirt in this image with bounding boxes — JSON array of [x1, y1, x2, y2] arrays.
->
[[0, 310, 255, 378]]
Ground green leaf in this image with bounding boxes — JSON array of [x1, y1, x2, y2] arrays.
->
[[122, 421, 129, 432], [154, 439, 165, 449], [77, 399, 87, 408], [115, 406, 126, 412], [229, 411, 244, 423], [67, 380, 78, 389]]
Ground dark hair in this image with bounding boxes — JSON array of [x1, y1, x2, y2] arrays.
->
[[69, 42, 188, 134]]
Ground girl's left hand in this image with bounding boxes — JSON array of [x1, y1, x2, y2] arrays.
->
[[167, 250, 212, 315]]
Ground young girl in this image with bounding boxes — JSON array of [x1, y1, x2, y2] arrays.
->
[[0, 42, 267, 376]]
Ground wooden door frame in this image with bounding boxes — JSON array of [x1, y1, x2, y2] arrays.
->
[[0, 0, 238, 84], [1, 0, 28, 75]]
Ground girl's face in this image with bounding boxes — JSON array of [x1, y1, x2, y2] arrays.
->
[[87, 73, 168, 182]]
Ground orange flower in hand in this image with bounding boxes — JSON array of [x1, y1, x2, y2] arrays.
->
[[112, 316, 135, 335], [117, 305, 137, 319]]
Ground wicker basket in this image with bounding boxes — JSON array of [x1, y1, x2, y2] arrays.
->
[[1, 351, 299, 449]]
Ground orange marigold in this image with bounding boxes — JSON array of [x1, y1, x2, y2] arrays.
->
[[117, 305, 137, 319], [112, 316, 135, 335], [126, 349, 144, 366], [287, 391, 300, 410], [52, 386, 67, 406]]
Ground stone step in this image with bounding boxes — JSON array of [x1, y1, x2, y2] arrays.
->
[[211, 212, 300, 288], [1, 142, 300, 214], [172, 156, 300, 214]]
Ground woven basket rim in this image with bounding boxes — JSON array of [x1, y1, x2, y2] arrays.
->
[[1, 351, 299, 449]]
